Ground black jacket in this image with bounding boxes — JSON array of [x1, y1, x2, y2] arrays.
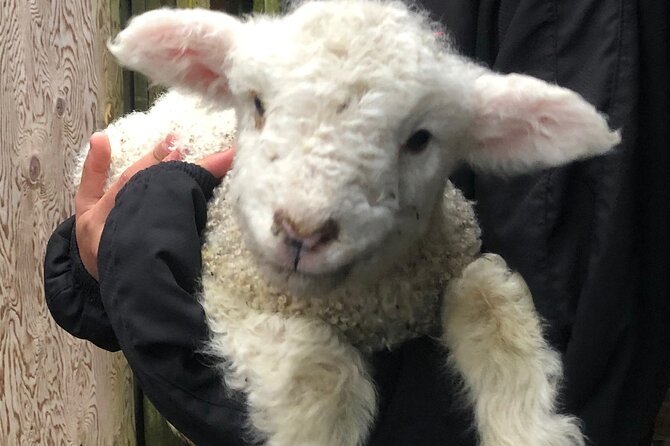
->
[[44, 162, 477, 446], [44, 0, 670, 445], [435, 0, 670, 445]]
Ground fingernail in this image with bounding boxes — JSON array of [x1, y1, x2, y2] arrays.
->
[[165, 133, 177, 149], [164, 149, 183, 161]]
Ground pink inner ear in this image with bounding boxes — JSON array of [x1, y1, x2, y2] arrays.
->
[[467, 72, 619, 173], [165, 48, 229, 96], [474, 115, 535, 155], [473, 94, 566, 154], [184, 63, 221, 87]]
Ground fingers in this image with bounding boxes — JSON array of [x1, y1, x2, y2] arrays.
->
[[75, 132, 112, 216], [196, 147, 235, 179], [74, 134, 180, 280], [95, 134, 177, 217], [117, 133, 176, 185], [163, 149, 183, 162], [76, 133, 227, 225], [113, 134, 176, 192]]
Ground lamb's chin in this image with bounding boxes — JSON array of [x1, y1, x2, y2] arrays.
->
[[257, 259, 355, 297], [255, 245, 404, 297]]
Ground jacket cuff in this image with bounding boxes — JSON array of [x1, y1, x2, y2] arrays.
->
[[43, 216, 120, 351], [158, 161, 221, 200]]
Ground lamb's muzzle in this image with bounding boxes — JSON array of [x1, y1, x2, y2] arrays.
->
[[273, 210, 340, 251]]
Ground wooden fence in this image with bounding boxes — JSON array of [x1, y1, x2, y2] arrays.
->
[[0, 1, 133, 444]]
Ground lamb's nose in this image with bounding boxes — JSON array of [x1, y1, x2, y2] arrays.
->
[[272, 211, 340, 251]]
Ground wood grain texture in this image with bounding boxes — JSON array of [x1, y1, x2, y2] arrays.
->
[[0, 1, 133, 445], [176, 0, 210, 8]]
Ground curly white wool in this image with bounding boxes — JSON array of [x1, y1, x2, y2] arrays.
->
[[76, 92, 236, 186], [202, 177, 481, 352]]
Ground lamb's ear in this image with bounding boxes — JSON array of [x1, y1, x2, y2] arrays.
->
[[108, 8, 241, 101], [463, 72, 620, 174]]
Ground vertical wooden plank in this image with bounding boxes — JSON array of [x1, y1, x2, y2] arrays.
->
[[0, 0, 134, 444], [130, 0, 150, 111], [210, 0, 252, 13], [253, 0, 280, 13], [144, 399, 189, 446], [93, 2, 136, 441], [176, 0, 210, 8], [120, 0, 135, 114], [104, 0, 125, 126]]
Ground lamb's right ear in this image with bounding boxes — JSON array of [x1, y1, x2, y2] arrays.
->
[[108, 8, 242, 101], [460, 72, 620, 174]]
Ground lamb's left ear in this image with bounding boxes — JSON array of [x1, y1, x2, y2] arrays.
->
[[108, 8, 242, 102], [462, 72, 620, 174]]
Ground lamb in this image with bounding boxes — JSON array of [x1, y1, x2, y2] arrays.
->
[[87, 1, 621, 445]]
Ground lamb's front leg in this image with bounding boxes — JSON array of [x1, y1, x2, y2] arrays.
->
[[209, 312, 377, 446], [441, 254, 584, 446]]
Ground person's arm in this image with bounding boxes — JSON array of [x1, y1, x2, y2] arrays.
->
[[43, 133, 180, 350], [44, 134, 247, 445], [44, 216, 120, 350], [97, 160, 248, 445]]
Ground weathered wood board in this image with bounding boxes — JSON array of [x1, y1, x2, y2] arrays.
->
[[0, 1, 134, 444]]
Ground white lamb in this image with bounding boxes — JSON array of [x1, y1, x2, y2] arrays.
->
[[87, 1, 621, 445]]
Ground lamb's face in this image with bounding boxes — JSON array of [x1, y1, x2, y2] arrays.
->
[[224, 3, 473, 285], [109, 0, 620, 291]]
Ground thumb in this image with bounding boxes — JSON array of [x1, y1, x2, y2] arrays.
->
[[76, 133, 112, 216]]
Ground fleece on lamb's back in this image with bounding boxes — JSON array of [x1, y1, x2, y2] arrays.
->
[[97, 1, 620, 445]]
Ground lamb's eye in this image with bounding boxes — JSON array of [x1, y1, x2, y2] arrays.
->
[[253, 94, 265, 117], [252, 93, 266, 130], [402, 129, 431, 154]]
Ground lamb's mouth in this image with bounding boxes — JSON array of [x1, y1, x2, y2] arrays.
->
[[262, 232, 405, 294], [277, 254, 355, 284], [262, 223, 407, 292], [254, 263, 350, 296], [261, 250, 359, 293]]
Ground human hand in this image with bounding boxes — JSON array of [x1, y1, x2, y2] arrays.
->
[[75, 132, 235, 279]]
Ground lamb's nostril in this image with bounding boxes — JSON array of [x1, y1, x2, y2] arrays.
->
[[272, 211, 340, 251]]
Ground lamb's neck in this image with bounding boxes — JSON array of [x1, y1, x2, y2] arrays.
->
[[200, 180, 481, 351]]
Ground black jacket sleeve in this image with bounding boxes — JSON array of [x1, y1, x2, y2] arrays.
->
[[96, 161, 248, 446], [44, 216, 120, 351]]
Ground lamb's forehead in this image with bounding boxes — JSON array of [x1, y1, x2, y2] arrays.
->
[[235, 1, 449, 87]]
